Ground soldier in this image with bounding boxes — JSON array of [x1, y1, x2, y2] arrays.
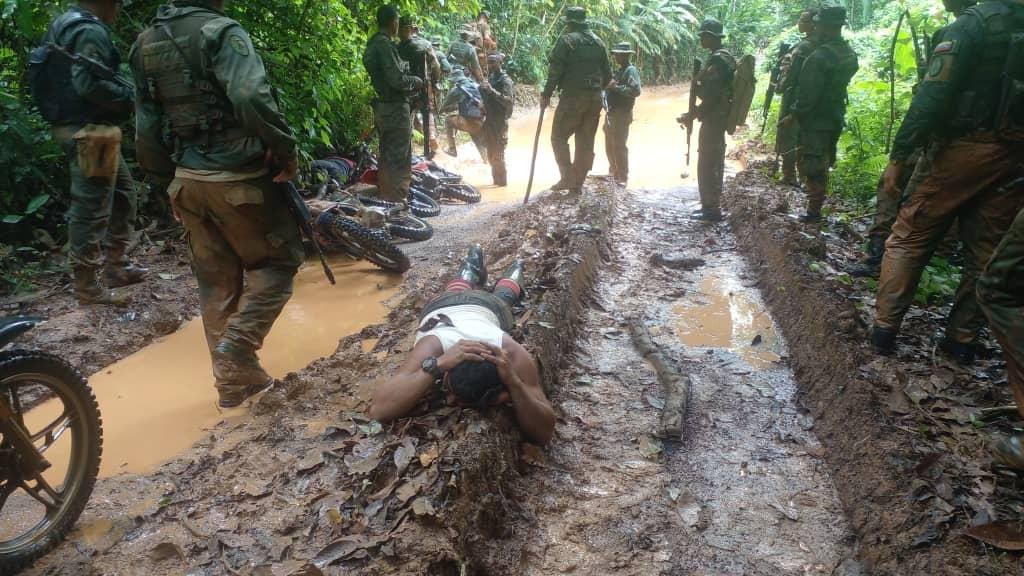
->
[[848, 0, 976, 278], [870, 0, 1024, 363], [448, 27, 484, 82], [678, 18, 735, 222], [40, 0, 145, 306], [780, 6, 858, 223], [433, 38, 453, 76], [441, 68, 487, 160], [776, 9, 817, 186], [481, 53, 514, 186], [476, 10, 497, 52], [364, 5, 423, 206], [980, 208, 1024, 468], [398, 15, 441, 156], [540, 6, 612, 195], [604, 42, 642, 185], [131, 0, 303, 407]]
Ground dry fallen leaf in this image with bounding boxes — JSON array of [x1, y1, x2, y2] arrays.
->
[[149, 541, 185, 562], [411, 497, 437, 517], [418, 444, 440, 467], [520, 443, 546, 467], [964, 521, 1024, 551]]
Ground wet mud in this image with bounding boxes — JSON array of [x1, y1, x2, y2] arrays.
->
[[723, 156, 1021, 575]]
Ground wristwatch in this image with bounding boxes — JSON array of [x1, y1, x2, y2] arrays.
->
[[421, 356, 444, 381]]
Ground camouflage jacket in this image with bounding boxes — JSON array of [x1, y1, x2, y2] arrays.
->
[[542, 26, 612, 98], [790, 36, 859, 133]]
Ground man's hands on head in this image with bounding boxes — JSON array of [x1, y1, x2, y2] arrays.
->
[[437, 340, 489, 372]]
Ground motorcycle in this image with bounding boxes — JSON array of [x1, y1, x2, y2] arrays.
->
[[410, 156, 482, 204], [313, 144, 442, 218], [0, 317, 102, 573]]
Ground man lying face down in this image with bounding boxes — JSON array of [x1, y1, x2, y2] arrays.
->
[[369, 246, 556, 444]]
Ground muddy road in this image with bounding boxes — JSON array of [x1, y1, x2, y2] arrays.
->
[[6, 85, 1013, 575]]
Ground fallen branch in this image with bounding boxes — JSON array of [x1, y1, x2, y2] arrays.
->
[[628, 319, 691, 439]]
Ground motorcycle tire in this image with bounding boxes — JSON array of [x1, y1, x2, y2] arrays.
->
[[0, 351, 102, 574], [410, 190, 442, 218], [439, 183, 481, 204], [387, 213, 434, 242], [315, 212, 410, 273]]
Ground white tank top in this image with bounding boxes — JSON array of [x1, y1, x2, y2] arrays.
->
[[414, 304, 506, 352]]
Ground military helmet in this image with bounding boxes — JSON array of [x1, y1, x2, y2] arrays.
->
[[698, 18, 726, 38], [814, 6, 847, 26], [565, 6, 587, 24], [611, 42, 634, 54]]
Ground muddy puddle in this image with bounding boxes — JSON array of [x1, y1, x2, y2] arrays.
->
[[19, 257, 399, 483]]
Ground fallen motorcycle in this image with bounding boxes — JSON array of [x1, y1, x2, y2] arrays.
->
[[313, 146, 442, 218], [306, 168, 433, 243], [0, 317, 102, 573], [410, 156, 481, 204]]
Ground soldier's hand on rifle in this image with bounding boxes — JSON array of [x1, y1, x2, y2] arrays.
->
[[676, 112, 693, 130], [881, 160, 904, 198]]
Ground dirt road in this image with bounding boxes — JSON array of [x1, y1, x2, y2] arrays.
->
[[7, 86, 864, 575]]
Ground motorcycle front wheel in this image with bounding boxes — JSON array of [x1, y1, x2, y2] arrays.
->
[[0, 351, 102, 574]]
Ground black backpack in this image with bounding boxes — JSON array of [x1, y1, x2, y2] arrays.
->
[[27, 11, 98, 123]]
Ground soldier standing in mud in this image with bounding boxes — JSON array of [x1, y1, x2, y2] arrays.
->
[[848, 0, 977, 279], [776, 9, 817, 187], [541, 6, 612, 196], [678, 18, 735, 222], [481, 53, 514, 186], [780, 7, 859, 223], [42, 0, 147, 306], [398, 15, 441, 156], [448, 27, 484, 82], [364, 6, 423, 207], [131, 0, 304, 408], [604, 42, 642, 185], [979, 207, 1024, 468], [369, 246, 555, 445], [870, 0, 1024, 363]]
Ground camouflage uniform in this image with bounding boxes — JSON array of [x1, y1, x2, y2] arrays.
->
[[776, 35, 816, 184], [978, 207, 1024, 419], [542, 8, 612, 193], [603, 45, 641, 184], [364, 30, 422, 203], [482, 60, 514, 186], [131, 0, 303, 404], [873, 0, 1024, 359], [788, 14, 858, 220], [44, 5, 141, 304], [692, 48, 736, 218], [447, 36, 484, 82], [398, 28, 441, 155]]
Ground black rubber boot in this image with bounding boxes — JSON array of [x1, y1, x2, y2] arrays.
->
[[849, 239, 885, 278], [870, 326, 897, 356], [457, 244, 487, 288], [938, 337, 975, 366], [499, 258, 525, 288]]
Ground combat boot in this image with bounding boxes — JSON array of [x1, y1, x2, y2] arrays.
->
[[801, 182, 826, 223], [457, 244, 487, 288], [780, 160, 798, 187], [938, 337, 975, 366], [212, 340, 273, 408], [870, 325, 897, 356], [73, 266, 132, 307], [848, 239, 885, 278], [550, 164, 574, 191], [104, 261, 148, 288]]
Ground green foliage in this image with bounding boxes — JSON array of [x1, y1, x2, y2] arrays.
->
[[914, 257, 961, 306]]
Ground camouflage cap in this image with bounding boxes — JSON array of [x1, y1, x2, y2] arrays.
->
[[611, 42, 634, 54], [487, 52, 506, 62], [798, 9, 818, 23], [565, 6, 587, 24], [698, 17, 726, 38], [814, 6, 847, 26]]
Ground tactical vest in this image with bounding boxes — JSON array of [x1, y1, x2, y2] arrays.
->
[[606, 66, 637, 112], [398, 38, 429, 80], [949, 0, 1024, 140], [135, 8, 246, 151], [814, 39, 858, 123], [483, 71, 513, 120], [559, 31, 608, 93]]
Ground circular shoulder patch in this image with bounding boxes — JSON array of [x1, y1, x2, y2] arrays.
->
[[228, 34, 250, 56]]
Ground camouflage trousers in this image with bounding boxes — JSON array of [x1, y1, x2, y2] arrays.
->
[[446, 114, 487, 160], [374, 101, 413, 203], [777, 117, 799, 180], [697, 118, 727, 217], [875, 138, 1024, 344], [482, 120, 508, 185], [551, 92, 603, 188], [978, 207, 1024, 417], [603, 110, 632, 183], [169, 175, 304, 360], [57, 127, 138, 269]]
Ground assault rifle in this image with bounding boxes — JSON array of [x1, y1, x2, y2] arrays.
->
[[761, 43, 791, 136], [682, 57, 701, 166], [422, 52, 433, 159], [281, 182, 335, 285], [47, 43, 134, 89]]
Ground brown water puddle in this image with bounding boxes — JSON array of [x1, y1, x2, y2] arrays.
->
[[437, 85, 700, 205], [23, 257, 399, 481], [673, 271, 782, 369]]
